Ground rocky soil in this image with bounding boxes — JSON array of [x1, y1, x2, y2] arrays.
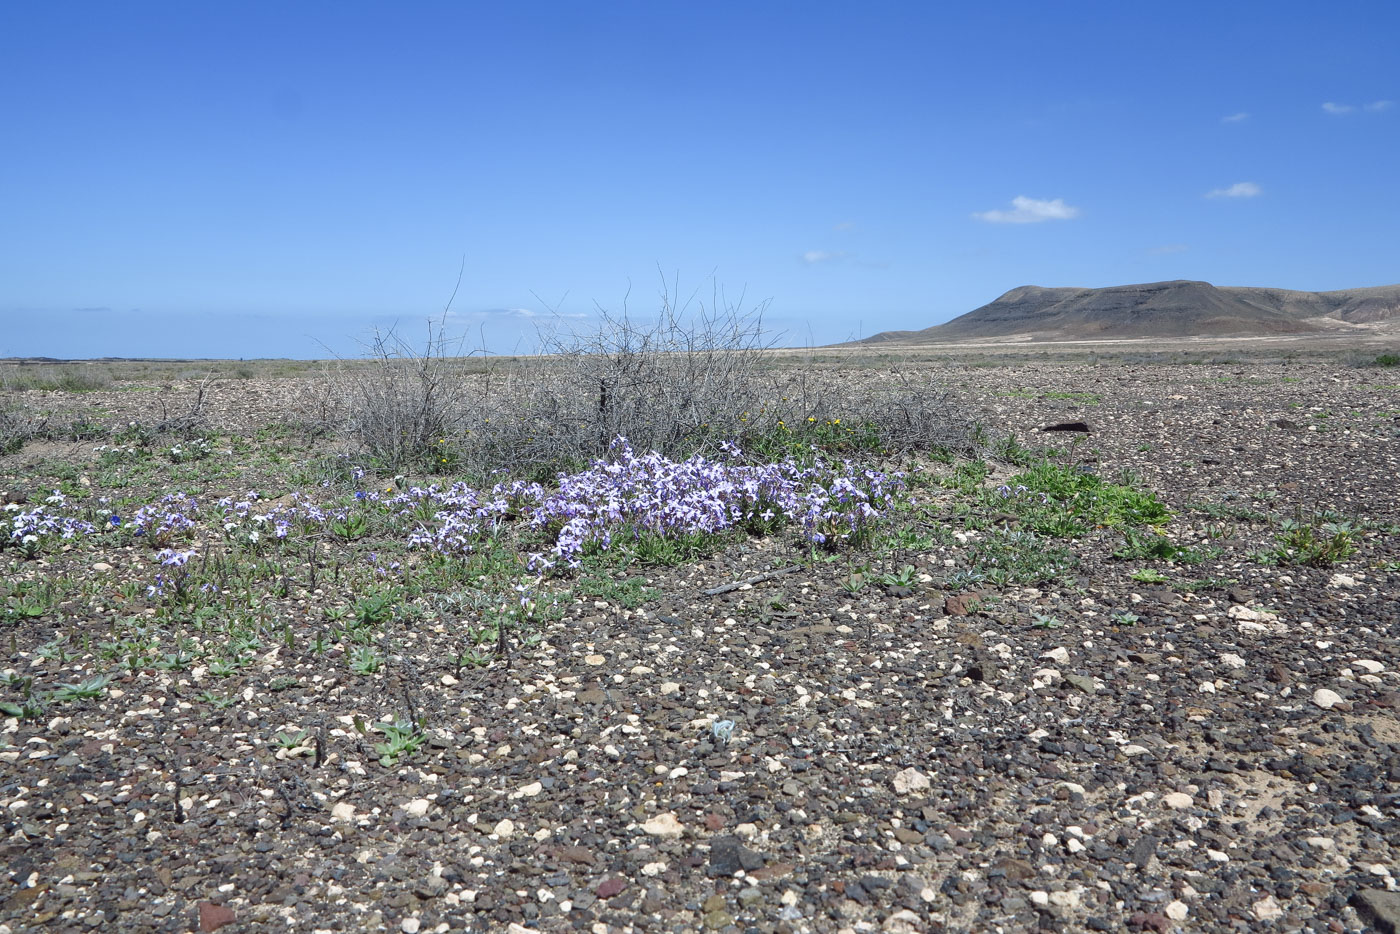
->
[[2, 354, 1399, 933]]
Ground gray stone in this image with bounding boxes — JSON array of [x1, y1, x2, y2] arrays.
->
[[1351, 889, 1400, 934]]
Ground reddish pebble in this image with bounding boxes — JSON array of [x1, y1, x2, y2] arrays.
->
[[198, 901, 236, 933], [596, 877, 627, 899]]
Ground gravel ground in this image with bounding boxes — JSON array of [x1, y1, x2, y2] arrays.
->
[[2, 354, 1399, 934]]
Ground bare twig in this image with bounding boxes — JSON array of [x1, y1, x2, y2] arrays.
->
[[702, 565, 802, 596]]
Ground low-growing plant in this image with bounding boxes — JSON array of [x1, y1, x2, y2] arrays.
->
[[877, 564, 918, 588], [349, 646, 382, 675], [353, 589, 396, 627], [1270, 512, 1359, 567], [372, 719, 424, 767], [274, 729, 310, 749], [1129, 568, 1168, 583], [51, 674, 112, 702], [963, 529, 1076, 586], [1374, 353, 1400, 368], [575, 574, 660, 609]]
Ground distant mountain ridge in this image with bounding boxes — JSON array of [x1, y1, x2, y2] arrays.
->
[[859, 280, 1400, 344]]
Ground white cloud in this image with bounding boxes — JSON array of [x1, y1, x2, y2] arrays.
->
[[1221, 112, 1249, 123], [1149, 244, 1189, 255], [972, 196, 1081, 224], [1206, 181, 1261, 199], [832, 221, 855, 231], [802, 250, 849, 264], [1364, 99, 1394, 112], [1323, 101, 1356, 115]]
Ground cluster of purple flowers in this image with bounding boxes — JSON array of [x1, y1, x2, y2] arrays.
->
[[128, 493, 199, 547], [5, 492, 97, 551], [6, 439, 909, 586], [400, 438, 903, 571]]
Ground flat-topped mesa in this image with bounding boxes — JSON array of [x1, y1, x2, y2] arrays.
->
[[857, 280, 1400, 344]]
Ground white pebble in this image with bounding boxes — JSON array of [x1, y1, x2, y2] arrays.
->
[[1312, 688, 1344, 709]]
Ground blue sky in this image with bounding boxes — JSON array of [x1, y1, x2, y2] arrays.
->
[[2, 1, 1396, 359]]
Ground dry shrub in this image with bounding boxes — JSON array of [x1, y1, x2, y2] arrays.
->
[[338, 275, 974, 473], [0, 403, 49, 455], [334, 317, 481, 468]]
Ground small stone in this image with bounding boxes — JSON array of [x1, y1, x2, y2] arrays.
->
[[401, 919, 421, 934], [1049, 890, 1082, 908], [583, 654, 606, 666], [1354, 659, 1385, 674], [708, 835, 764, 877], [331, 802, 356, 822], [493, 818, 515, 838], [883, 909, 923, 933], [1219, 653, 1246, 669], [1165, 900, 1188, 921], [92, 562, 113, 573], [1252, 896, 1283, 920], [596, 877, 627, 899], [1162, 792, 1194, 810], [1350, 889, 1400, 933], [1121, 745, 1151, 757], [1329, 573, 1358, 589], [198, 902, 236, 932], [892, 767, 931, 795], [1063, 673, 1097, 694], [642, 812, 684, 838], [660, 681, 681, 694], [1041, 647, 1070, 664], [1312, 688, 1344, 710], [403, 799, 430, 818]]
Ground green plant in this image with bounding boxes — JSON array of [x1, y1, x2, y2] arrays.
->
[[371, 720, 424, 767], [1110, 610, 1141, 627], [876, 564, 917, 588], [963, 530, 1076, 586], [353, 589, 396, 627], [1374, 353, 1400, 368], [575, 574, 660, 610], [1271, 512, 1359, 567], [274, 729, 310, 749], [1031, 613, 1062, 629], [330, 512, 370, 542], [51, 673, 112, 702], [349, 646, 382, 675], [1129, 568, 1168, 583]]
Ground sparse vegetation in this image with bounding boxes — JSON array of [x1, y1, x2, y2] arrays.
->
[[3, 349, 1393, 933]]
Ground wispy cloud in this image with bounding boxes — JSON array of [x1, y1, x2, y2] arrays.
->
[[972, 195, 1080, 224], [447, 306, 584, 321], [1206, 181, 1261, 199], [1221, 112, 1249, 123], [1149, 244, 1189, 255], [73, 306, 113, 314], [802, 250, 850, 264], [1324, 99, 1393, 115], [832, 221, 855, 231]]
